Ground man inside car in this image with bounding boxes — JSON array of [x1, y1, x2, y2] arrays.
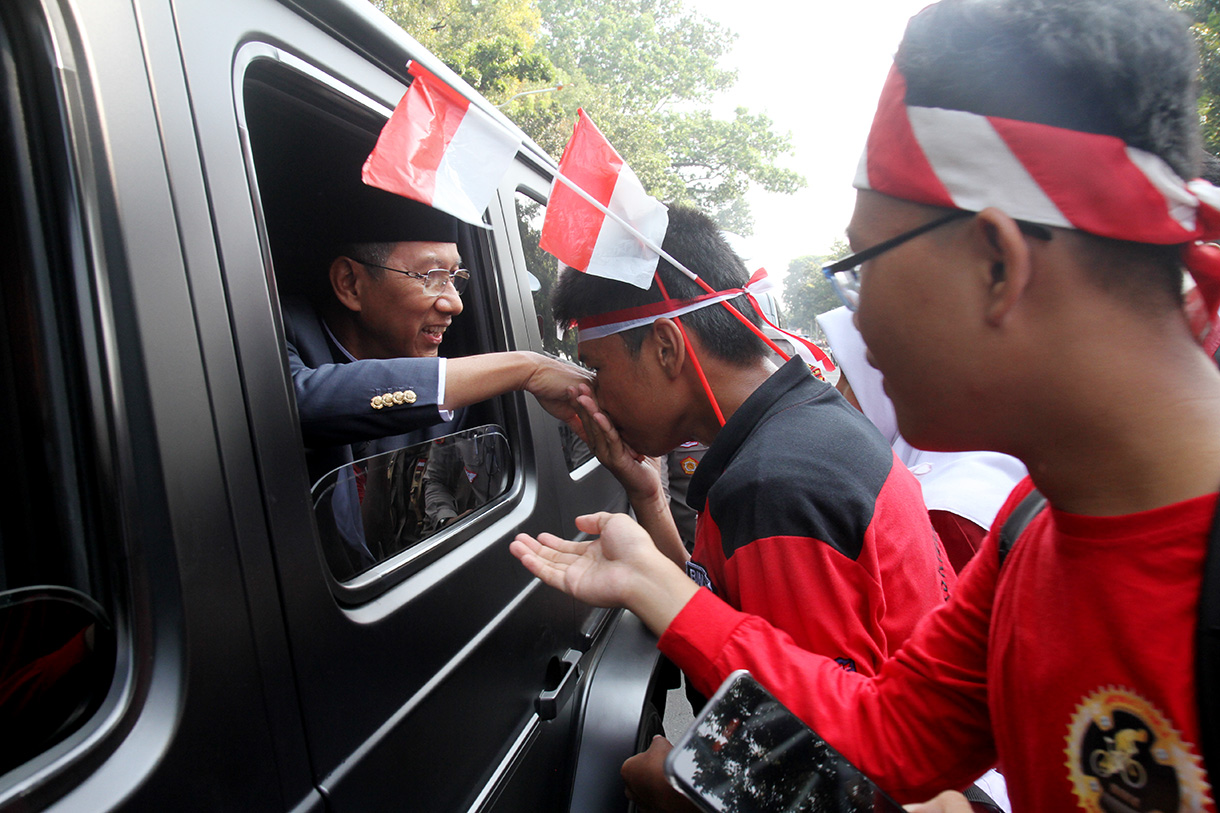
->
[[280, 166, 589, 458], [279, 166, 591, 574]]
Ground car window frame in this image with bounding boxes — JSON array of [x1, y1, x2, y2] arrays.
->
[[234, 43, 535, 600]]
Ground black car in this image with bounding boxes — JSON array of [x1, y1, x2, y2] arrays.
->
[[0, 0, 666, 809]]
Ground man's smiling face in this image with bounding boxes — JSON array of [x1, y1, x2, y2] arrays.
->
[[350, 240, 464, 359]]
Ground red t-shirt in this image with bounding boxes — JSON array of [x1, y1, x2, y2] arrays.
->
[[661, 478, 1215, 810]]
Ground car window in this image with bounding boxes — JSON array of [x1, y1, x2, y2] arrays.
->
[[243, 59, 519, 583], [513, 191, 594, 470], [0, 3, 118, 777], [312, 425, 512, 580]]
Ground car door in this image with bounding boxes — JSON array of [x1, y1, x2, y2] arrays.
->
[[172, 1, 625, 808]]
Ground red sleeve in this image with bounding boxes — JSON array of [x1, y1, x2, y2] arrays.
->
[[720, 536, 890, 676], [659, 521, 1026, 801]]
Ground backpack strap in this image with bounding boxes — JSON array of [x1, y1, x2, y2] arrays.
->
[[997, 489, 1047, 567], [1196, 494, 1220, 787]]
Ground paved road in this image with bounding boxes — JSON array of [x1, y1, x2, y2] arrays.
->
[[663, 678, 696, 739]]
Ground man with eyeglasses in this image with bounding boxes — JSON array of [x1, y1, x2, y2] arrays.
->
[[511, 0, 1220, 809], [283, 187, 591, 492]]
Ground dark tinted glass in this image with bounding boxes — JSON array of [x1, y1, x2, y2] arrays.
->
[[513, 191, 594, 471], [312, 425, 513, 580]]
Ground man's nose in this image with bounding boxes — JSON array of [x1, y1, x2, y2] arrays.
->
[[435, 288, 463, 314]]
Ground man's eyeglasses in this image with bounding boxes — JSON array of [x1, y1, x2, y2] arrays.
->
[[822, 210, 1052, 311], [356, 260, 471, 296]]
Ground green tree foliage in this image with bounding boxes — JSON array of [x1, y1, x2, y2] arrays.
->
[[529, 0, 804, 233], [781, 240, 849, 335], [372, 0, 804, 234], [1172, 0, 1220, 157], [373, 0, 556, 98]]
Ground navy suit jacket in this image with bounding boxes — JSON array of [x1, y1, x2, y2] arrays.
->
[[282, 296, 456, 488]]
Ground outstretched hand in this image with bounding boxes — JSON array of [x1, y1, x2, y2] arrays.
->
[[570, 384, 662, 500], [510, 512, 700, 636], [511, 512, 662, 607]]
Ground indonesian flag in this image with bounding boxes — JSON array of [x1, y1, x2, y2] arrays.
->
[[363, 62, 520, 227], [540, 110, 669, 289]]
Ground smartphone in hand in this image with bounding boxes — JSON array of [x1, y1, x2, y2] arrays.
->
[[664, 670, 1004, 813]]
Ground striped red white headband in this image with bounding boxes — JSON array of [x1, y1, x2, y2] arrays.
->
[[574, 268, 776, 340], [857, 65, 1220, 337], [571, 268, 836, 372]]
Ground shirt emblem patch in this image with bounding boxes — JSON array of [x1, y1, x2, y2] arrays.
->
[[685, 561, 714, 592], [1064, 686, 1210, 812], [680, 456, 699, 476]]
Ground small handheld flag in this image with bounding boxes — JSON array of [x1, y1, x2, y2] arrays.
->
[[363, 62, 520, 227], [540, 110, 669, 289]]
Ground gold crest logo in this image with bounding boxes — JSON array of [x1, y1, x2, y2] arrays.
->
[[1064, 686, 1210, 811]]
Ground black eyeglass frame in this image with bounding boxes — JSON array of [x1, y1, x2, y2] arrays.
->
[[354, 259, 471, 295], [822, 210, 1052, 311]]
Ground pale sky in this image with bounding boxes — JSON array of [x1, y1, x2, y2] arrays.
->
[[681, 0, 933, 294]]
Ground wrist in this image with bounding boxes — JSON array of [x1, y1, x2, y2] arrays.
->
[[622, 554, 699, 637], [627, 478, 666, 508], [514, 350, 542, 391]]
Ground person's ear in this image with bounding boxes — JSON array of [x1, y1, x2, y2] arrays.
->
[[972, 208, 1035, 327], [650, 318, 687, 379], [329, 256, 364, 313]]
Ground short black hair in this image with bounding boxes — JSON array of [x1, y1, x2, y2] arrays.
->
[[337, 242, 395, 279], [897, 0, 1200, 179], [896, 0, 1200, 308], [551, 205, 766, 365]]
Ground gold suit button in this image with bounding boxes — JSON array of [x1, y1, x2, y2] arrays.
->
[[403, 390, 417, 404], [371, 395, 384, 409], [393, 391, 405, 404]]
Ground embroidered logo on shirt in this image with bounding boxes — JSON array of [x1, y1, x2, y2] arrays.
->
[[680, 456, 699, 476], [1064, 686, 1210, 812], [685, 561, 714, 592]]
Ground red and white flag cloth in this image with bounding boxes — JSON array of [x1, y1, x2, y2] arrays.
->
[[540, 110, 669, 290], [363, 62, 520, 227], [857, 65, 1220, 343]]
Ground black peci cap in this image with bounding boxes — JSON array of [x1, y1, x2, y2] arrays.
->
[[254, 120, 459, 299]]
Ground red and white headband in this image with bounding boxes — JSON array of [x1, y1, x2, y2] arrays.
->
[[571, 268, 837, 373], [857, 66, 1220, 336], [574, 268, 777, 340]]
